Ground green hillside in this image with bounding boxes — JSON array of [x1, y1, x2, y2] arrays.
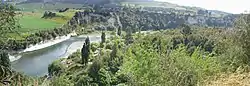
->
[[19, 14, 62, 32], [16, 3, 83, 12], [16, 8, 78, 32]]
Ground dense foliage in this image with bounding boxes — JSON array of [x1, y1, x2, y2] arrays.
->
[[2, 1, 250, 86], [0, 4, 20, 37], [3, 19, 250, 86], [0, 25, 77, 51], [44, 22, 250, 85]]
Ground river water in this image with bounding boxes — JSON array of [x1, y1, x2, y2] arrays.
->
[[11, 34, 101, 76]]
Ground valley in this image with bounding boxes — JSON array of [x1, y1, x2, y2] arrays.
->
[[0, 0, 249, 86]]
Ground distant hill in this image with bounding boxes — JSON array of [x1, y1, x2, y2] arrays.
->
[[18, 0, 153, 4], [121, 1, 232, 16], [16, 0, 235, 18]]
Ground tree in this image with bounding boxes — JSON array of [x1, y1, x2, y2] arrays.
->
[[0, 4, 19, 74], [85, 37, 90, 53], [82, 37, 91, 65], [125, 28, 133, 45], [48, 60, 65, 76], [234, 14, 250, 65], [0, 50, 11, 85], [180, 24, 192, 36], [108, 42, 120, 73], [0, 4, 19, 37], [117, 27, 122, 36], [81, 44, 86, 65], [0, 4, 20, 52], [101, 31, 106, 43], [110, 43, 118, 59], [85, 37, 90, 48], [0, 51, 10, 68]]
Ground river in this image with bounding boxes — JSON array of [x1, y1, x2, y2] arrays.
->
[[11, 34, 102, 76]]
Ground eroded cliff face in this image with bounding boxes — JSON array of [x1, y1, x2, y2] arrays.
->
[[68, 7, 237, 32]]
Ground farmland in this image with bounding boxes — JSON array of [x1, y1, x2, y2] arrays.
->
[[14, 2, 82, 33], [18, 13, 62, 33], [16, 3, 84, 12], [17, 10, 78, 33]]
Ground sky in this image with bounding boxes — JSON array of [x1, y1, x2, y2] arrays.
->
[[155, 0, 250, 14]]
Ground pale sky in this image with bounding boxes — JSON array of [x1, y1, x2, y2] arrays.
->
[[155, 0, 250, 14]]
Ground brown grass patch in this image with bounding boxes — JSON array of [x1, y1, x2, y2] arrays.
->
[[203, 73, 250, 86]]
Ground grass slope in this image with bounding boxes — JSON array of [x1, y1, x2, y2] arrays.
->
[[8, 9, 77, 40], [17, 8, 78, 33], [16, 3, 84, 12], [19, 14, 62, 32]]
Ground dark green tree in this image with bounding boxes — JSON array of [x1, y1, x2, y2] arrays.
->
[[0, 4, 20, 50], [180, 24, 192, 36], [125, 28, 133, 45], [180, 24, 192, 45], [110, 43, 118, 59], [81, 43, 88, 65], [0, 51, 10, 68], [117, 27, 122, 36], [82, 37, 91, 65], [0, 4, 20, 37], [108, 42, 122, 74], [88, 59, 102, 84], [85, 37, 90, 49], [0, 4, 19, 81], [101, 31, 106, 43]]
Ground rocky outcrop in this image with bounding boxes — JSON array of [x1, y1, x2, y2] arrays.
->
[[68, 7, 237, 32], [58, 8, 69, 13], [42, 11, 57, 18]]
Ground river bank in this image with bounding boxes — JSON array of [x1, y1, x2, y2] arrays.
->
[[58, 33, 103, 58], [9, 32, 76, 62], [11, 32, 103, 76]]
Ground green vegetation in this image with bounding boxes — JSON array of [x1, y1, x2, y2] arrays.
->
[[18, 9, 78, 33], [19, 14, 62, 32], [121, 1, 230, 17], [4, 22, 248, 85], [0, 5, 81, 50], [36, 23, 249, 85], [16, 3, 83, 12], [13, 2, 82, 34], [1, 1, 250, 86]]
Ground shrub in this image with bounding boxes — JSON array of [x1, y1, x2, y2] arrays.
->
[[48, 59, 66, 76]]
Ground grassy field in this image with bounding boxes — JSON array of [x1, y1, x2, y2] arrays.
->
[[16, 3, 84, 12], [17, 9, 78, 32], [6, 13, 61, 40], [4, 3, 82, 40], [15, 2, 82, 33], [19, 14, 62, 32]]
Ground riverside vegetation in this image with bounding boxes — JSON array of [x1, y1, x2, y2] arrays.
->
[[1, 1, 250, 86]]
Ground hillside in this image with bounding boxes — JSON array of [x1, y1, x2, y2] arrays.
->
[[16, 0, 233, 15], [3, 0, 250, 86], [122, 1, 232, 16], [68, 7, 236, 32], [2, 0, 237, 52]]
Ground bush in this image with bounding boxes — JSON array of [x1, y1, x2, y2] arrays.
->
[[48, 59, 66, 76], [120, 34, 220, 86], [91, 43, 99, 52], [50, 74, 73, 86]]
